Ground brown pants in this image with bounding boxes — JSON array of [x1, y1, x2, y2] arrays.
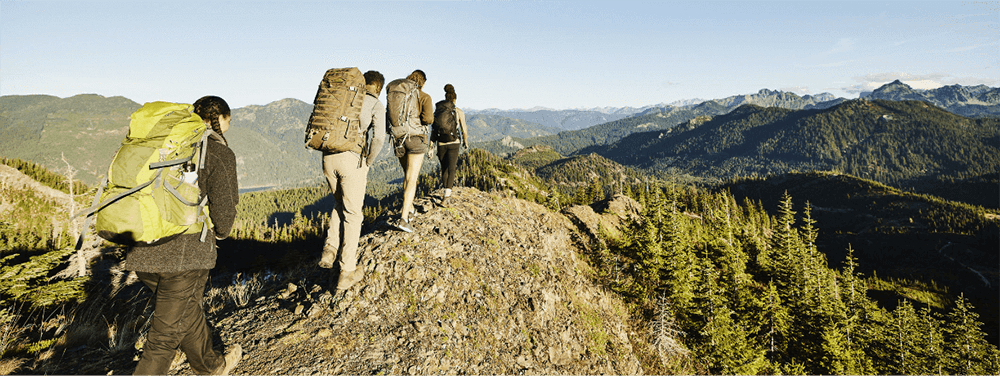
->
[[321, 151, 369, 272], [134, 269, 223, 375]]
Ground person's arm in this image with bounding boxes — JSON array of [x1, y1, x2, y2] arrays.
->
[[366, 101, 386, 166], [205, 142, 238, 239], [458, 108, 469, 149], [419, 92, 434, 125]]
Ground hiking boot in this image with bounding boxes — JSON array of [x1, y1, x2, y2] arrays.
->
[[213, 344, 242, 375], [438, 195, 449, 208], [392, 217, 414, 233], [336, 269, 364, 291], [318, 244, 337, 269]]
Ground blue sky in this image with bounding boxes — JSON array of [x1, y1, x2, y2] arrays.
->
[[2, 1, 997, 110]]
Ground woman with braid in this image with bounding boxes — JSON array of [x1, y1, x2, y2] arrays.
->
[[125, 96, 242, 375], [431, 84, 468, 206]]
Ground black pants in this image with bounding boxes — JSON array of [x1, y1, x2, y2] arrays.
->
[[134, 269, 223, 375], [437, 143, 461, 189]]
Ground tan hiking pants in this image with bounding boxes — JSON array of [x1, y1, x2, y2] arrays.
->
[[322, 151, 369, 272]]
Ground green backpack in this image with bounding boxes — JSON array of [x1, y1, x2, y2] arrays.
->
[[75, 102, 213, 247]]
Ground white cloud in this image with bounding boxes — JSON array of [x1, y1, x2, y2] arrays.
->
[[948, 45, 982, 53]]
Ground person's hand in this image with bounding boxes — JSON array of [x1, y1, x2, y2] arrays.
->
[[462, 142, 469, 152]]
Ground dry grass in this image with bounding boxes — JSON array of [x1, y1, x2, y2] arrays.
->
[[0, 358, 27, 375], [226, 272, 264, 307], [1, 266, 290, 374]]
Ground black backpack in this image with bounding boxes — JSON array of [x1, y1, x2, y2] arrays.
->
[[432, 100, 460, 143]]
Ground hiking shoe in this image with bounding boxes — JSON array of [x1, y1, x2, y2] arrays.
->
[[438, 195, 449, 208], [213, 344, 242, 375], [317, 254, 335, 269], [336, 269, 364, 291], [393, 217, 414, 233], [318, 245, 337, 269]]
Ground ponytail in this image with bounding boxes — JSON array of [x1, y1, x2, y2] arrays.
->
[[444, 84, 456, 102]]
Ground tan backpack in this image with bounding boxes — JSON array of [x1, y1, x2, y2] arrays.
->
[[305, 67, 367, 154]]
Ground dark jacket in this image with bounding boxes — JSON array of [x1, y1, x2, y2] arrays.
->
[[123, 133, 239, 273]]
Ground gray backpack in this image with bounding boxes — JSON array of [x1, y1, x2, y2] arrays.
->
[[385, 78, 426, 140]]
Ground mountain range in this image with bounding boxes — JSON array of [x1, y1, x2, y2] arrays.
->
[[477, 88, 855, 157], [862, 80, 1000, 118], [581, 99, 999, 207], [2, 82, 997, 193]]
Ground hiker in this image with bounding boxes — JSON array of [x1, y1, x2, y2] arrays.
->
[[317, 70, 387, 291], [431, 84, 468, 206], [124, 96, 241, 375], [387, 69, 434, 232]]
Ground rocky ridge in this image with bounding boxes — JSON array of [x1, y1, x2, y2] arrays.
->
[[167, 187, 644, 375]]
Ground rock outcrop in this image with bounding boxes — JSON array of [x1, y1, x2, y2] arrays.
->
[[175, 187, 642, 375], [562, 194, 643, 249]]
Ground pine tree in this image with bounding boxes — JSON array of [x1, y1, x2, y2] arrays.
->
[[763, 191, 801, 287], [888, 299, 921, 375], [688, 255, 767, 374], [915, 304, 945, 375], [659, 190, 696, 311], [757, 281, 791, 365], [835, 245, 875, 374], [942, 294, 997, 375]]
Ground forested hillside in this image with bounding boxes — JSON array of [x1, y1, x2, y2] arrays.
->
[[595, 182, 999, 374], [475, 88, 846, 157], [721, 171, 1000, 340], [477, 101, 731, 156], [0, 95, 562, 191], [226, 98, 323, 189], [0, 94, 140, 185], [464, 114, 562, 141], [585, 99, 1000, 208], [467, 108, 634, 131]]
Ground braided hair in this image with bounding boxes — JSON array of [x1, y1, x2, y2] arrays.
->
[[193, 96, 231, 143]]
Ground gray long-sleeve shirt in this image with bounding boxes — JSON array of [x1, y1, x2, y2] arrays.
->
[[362, 93, 386, 166]]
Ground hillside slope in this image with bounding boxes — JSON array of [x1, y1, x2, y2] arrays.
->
[[722, 172, 998, 319], [588, 99, 1000, 207]]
